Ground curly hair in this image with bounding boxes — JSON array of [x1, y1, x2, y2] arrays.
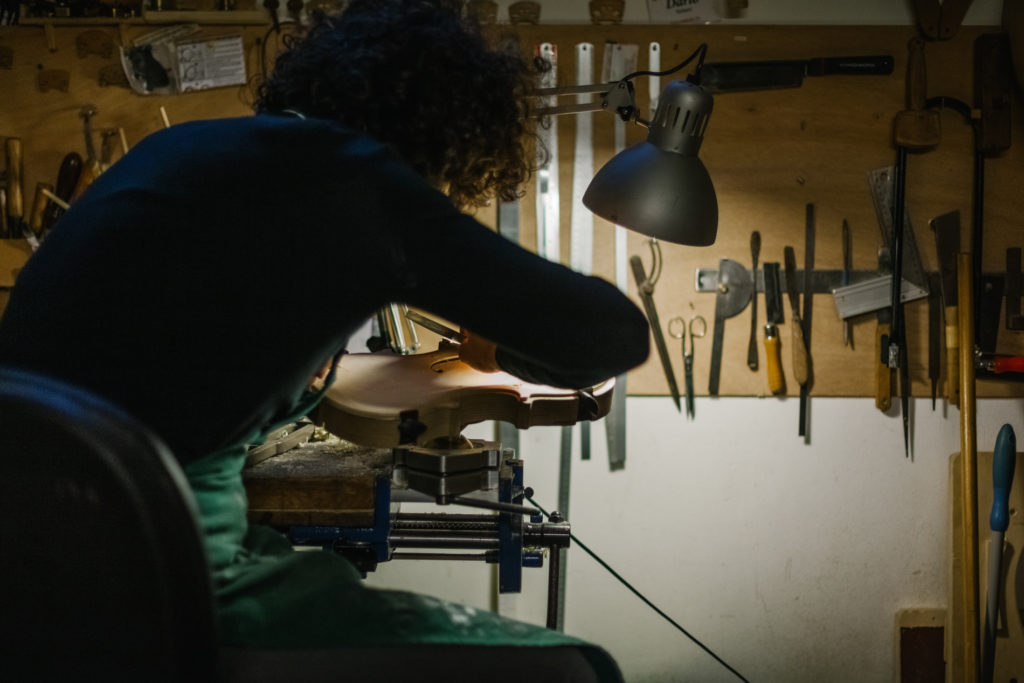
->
[[254, 0, 541, 209]]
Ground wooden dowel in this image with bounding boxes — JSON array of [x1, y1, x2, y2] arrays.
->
[[957, 251, 980, 682]]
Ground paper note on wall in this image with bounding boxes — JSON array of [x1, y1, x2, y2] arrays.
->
[[646, 0, 721, 24]]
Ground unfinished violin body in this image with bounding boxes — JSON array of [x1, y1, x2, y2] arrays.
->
[[318, 349, 614, 448]]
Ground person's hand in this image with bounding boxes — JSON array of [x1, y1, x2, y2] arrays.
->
[[458, 328, 500, 373], [307, 356, 335, 392]]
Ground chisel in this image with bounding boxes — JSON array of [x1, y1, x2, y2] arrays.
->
[[928, 273, 941, 410], [762, 262, 785, 395], [746, 231, 760, 371], [981, 424, 1016, 683], [41, 152, 83, 235], [783, 247, 809, 387], [799, 204, 815, 440], [841, 219, 853, 348], [4, 137, 24, 238]]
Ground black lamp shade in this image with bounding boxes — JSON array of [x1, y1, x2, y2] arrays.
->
[[583, 80, 718, 246]]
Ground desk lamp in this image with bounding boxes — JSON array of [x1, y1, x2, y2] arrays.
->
[[533, 44, 717, 246]]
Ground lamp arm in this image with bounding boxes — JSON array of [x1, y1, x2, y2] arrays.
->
[[533, 79, 638, 122], [530, 44, 708, 125]]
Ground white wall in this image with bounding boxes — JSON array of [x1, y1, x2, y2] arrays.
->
[[366, 2, 1019, 681]]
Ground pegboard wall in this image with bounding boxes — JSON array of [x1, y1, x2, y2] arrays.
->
[[1, 21, 1022, 397]]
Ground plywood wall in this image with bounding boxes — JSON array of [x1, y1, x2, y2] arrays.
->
[[1, 21, 1022, 397]]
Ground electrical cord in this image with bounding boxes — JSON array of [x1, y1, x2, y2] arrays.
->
[[528, 496, 750, 683], [618, 43, 708, 83]]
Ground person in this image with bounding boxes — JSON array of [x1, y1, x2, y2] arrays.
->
[[0, 0, 649, 678]]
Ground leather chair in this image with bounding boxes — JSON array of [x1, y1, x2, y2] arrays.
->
[[0, 366, 605, 683], [0, 366, 220, 682]]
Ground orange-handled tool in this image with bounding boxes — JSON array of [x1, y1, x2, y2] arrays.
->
[[982, 355, 1024, 374], [762, 262, 785, 395]]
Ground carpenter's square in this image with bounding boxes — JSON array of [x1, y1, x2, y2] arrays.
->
[[707, 258, 753, 396]]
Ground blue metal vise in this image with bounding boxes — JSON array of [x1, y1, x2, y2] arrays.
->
[[285, 441, 569, 596]]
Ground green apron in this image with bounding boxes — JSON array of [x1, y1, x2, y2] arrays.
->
[[183, 366, 622, 680]]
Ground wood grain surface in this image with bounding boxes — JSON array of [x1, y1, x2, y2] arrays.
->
[[1, 22, 1021, 397]]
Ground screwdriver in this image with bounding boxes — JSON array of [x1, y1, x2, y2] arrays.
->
[[981, 424, 1016, 683]]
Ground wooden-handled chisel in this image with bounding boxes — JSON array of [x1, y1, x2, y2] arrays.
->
[[28, 183, 53, 237], [783, 247, 809, 386], [71, 106, 101, 202], [4, 137, 24, 238], [41, 152, 83, 235], [762, 262, 785, 395]]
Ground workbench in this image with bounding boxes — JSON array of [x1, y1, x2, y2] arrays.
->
[[243, 435, 390, 529]]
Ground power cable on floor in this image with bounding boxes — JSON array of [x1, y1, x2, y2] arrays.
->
[[528, 496, 749, 683]]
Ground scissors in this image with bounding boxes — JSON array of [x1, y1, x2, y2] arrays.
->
[[668, 314, 706, 420]]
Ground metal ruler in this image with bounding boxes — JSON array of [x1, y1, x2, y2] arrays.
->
[[569, 43, 594, 461], [648, 42, 661, 119], [536, 43, 559, 262], [833, 167, 929, 318], [569, 42, 595, 279], [602, 42, 638, 472], [496, 199, 521, 462], [603, 43, 638, 293]]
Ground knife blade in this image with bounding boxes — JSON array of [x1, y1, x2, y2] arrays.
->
[[698, 55, 893, 93], [763, 262, 785, 395], [783, 247, 809, 387]]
